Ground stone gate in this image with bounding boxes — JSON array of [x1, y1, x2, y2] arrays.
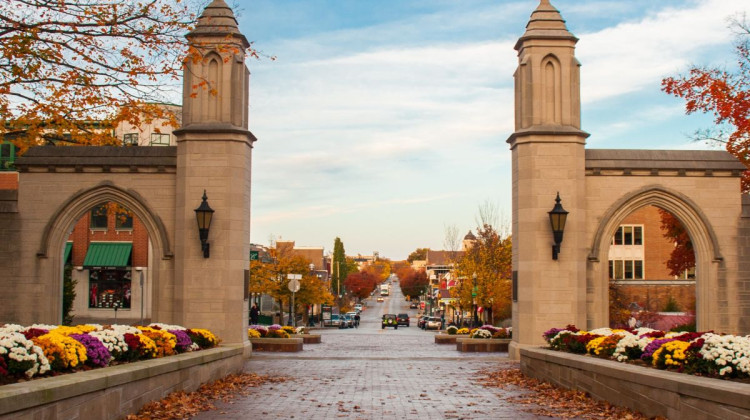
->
[[508, 1, 750, 358]]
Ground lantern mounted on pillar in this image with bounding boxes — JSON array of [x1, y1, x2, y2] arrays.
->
[[194, 190, 214, 258], [548, 192, 568, 260]]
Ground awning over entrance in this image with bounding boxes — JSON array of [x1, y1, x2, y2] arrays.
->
[[64, 242, 72, 263], [83, 242, 132, 268]]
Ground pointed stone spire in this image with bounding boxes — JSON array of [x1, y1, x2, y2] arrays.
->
[[188, 0, 249, 48], [515, 0, 577, 51]]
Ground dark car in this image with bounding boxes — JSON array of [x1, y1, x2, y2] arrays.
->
[[418, 315, 428, 329], [396, 313, 410, 327], [409, 302, 418, 309], [382, 314, 398, 329]]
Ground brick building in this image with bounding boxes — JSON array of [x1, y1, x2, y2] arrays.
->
[[609, 205, 695, 314]]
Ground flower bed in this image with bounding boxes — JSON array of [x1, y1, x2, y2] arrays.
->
[[247, 324, 307, 339], [543, 324, 750, 380], [445, 325, 513, 339], [0, 323, 219, 384]]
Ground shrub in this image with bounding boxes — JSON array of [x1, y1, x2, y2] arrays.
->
[[446, 326, 458, 335], [0, 332, 50, 377], [70, 333, 111, 367], [456, 328, 470, 335], [248, 329, 261, 339], [662, 296, 681, 312], [137, 327, 177, 357], [470, 329, 492, 339], [281, 326, 296, 335], [267, 329, 290, 339], [187, 329, 220, 349], [32, 333, 88, 370]]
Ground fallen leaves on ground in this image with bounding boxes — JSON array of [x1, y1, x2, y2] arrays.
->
[[477, 368, 666, 419], [125, 372, 288, 420]]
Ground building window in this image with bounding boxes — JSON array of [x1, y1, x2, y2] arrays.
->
[[123, 133, 139, 146], [612, 225, 643, 246], [0, 142, 16, 171], [90, 204, 108, 229], [115, 207, 133, 230], [609, 259, 644, 280], [88, 269, 131, 309], [150, 133, 170, 146]]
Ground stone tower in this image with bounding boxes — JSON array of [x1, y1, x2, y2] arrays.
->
[[507, 0, 589, 359], [173, 0, 255, 348]]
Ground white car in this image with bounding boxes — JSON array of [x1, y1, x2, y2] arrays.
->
[[425, 317, 442, 330]]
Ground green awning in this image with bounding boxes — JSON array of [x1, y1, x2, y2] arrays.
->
[[64, 242, 73, 263], [83, 242, 132, 268]]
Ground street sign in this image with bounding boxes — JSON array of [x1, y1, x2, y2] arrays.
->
[[287, 274, 301, 292], [250, 250, 259, 260]]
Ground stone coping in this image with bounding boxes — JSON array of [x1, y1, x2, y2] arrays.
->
[[290, 334, 321, 344], [521, 347, 750, 418], [457, 338, 511, 352], [0, 345, 244, 416], [249, 338, 303, 352], [435, 334, 460, 344]]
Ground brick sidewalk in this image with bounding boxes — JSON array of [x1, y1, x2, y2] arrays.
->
[[193, 326, 540, 420]]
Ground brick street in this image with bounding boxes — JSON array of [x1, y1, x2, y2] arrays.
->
[[195, 291, 545, 420]]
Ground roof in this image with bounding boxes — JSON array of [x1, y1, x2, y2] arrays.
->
[[585, 149, 746, 172], [426, 250, 463, 266], [515, 0, 577, 51], [188, 0, 249, 48], [464, 230, 476, 240]]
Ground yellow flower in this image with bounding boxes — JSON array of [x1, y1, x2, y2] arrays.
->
[[248, 329, 261, 339]]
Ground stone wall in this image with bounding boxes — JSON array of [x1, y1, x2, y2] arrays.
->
[[0, 345, 246, 420], [521, 347, 750, 419]]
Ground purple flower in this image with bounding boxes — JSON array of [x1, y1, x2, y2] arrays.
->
[[543, 328, 565, 342], [641, 338, 676, 361], [268, 324, 282, 331], [169, 329, 193, 353], [480, 325, 499, 334], [71, 333, 112, 367]]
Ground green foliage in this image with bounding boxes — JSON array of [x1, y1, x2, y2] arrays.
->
[[332, 237, 349, 295], [662, 296, 681, 312], [62, 265, 76, 326], [407, 248, 428, 263], [670, 322, 696, 333]]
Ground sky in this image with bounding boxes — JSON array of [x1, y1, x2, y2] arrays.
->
[[234, 0, 748, 261]]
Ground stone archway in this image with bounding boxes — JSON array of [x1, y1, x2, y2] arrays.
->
[[587, 185, 722, 331], [37, 181, 174, 325]]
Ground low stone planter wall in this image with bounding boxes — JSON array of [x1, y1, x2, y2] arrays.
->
[[290, 334, 321, 344], [250, 337, 303, 352], [456, 338, 510, 352], [521, 347, 750, 420], [435, 334, 459, 344], [0, 344, 246, 420]]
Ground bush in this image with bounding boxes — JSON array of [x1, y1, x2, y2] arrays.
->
[[446, 326, 458, 335], [247, 329, 261, 339], [662, 296, 681, 312]]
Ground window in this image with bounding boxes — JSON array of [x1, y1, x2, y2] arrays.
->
[[609, 259, 644, 280], [115, 208, 133, 230], [150, 133, 170, 146], [90, 204, 108, 229], [612, 225, 643, 246], [0, 142, 16, 170], [123, 133, 138, 146], [88, 269, 131, 309]]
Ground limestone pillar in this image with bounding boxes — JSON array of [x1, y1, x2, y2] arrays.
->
[[507, 0, 589, 359], [173, 0, 255, 349]]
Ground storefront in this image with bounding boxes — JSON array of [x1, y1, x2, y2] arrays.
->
[[83, 242, 133, 310]]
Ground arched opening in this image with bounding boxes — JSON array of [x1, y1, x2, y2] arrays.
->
[[541, 54, 562, 124], [38, 182, 173, 325], [588, 186, 721, 332], [607, 205, 696, 331]]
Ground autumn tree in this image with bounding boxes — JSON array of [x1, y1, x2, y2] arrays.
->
[[248, 245, 333, 323], [662, 16, 750, 192], [0, 0, 259, 149], [396, 265, 428, 299], [658, 208, 695, 277], [454, 224, 513, 324], [344, 270, 379, 301]]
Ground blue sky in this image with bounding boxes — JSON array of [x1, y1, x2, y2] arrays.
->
[[235, 0, 748, 260]]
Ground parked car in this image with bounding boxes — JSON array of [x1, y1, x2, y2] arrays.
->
[[377, 297, 384, 302], [341, 314, 354, 328], [382, 314, 398, 329], [346, 311, 359, 327], [396, 313, 410, 327], [327, 314, 342, 328], [354, 304, 363, 313], [417, 315, 428, 329], [425, 317, 442, 330], [409, 302, 418, 309]]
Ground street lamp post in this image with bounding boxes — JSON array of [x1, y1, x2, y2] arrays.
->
[[287, 274, 301, 327], [472, 273, 478, 328], [308, 263, 315, 326]]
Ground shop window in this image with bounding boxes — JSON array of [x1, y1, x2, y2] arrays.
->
[[88, 269, 132, 309], [123, 133, 139, 146], [612, 225, 643, 246], [150, 133, 170, 146], [115, 208, 133, 230], [90, 204, 108, 229]]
